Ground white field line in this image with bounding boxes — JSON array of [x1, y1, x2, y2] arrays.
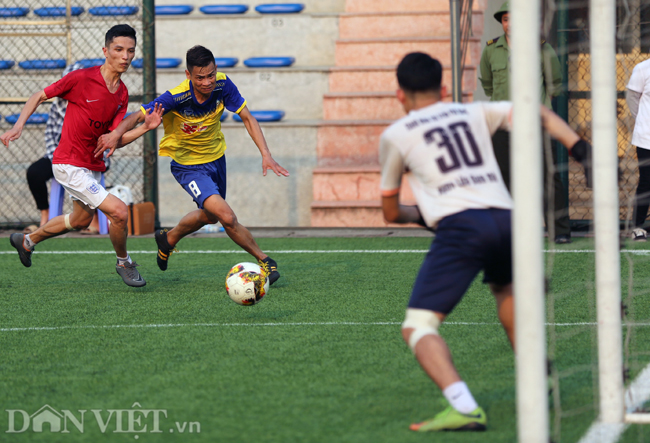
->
[[2, 320, 650, 333], [578, 362, 650, 443], [0, 248, 649, 255]]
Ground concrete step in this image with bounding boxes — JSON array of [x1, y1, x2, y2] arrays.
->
[[312, 165, 414, 201], [335, 36, 482, 67], [316, 120, 391, 165], [328, 65, 477, 93], [339, 11, 483, 39], [155, 14, 338, 67], [323, 91, 473, 120], [323, 91, 403, 120], [345, 0, 486, 13], [310, 201, 419, 227], [156, 67, 329, 120]]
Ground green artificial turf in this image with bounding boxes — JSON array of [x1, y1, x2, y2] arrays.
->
[[0, 236, 648, 442]]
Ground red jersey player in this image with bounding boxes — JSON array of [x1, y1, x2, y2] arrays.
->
[[1, 24, 162, 287]]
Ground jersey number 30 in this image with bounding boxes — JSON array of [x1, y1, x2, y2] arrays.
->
[[424, 122, 483, 173]]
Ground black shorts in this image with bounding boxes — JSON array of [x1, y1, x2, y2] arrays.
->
[[408, 208, 512, 314]]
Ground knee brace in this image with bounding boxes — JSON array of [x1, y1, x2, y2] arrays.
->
[[64, 214, 75, 231], [402, 308, 441, 352]]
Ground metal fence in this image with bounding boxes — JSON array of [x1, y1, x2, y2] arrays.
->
[[560, 0, 649, 224], [0, 0, 146, 227]]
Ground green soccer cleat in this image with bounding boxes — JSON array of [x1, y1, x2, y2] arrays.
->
[[410, 406, 487, 432]]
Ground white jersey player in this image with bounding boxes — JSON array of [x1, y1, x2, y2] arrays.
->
[[380, 100, 514, 229], [380, 52, 591, 432]]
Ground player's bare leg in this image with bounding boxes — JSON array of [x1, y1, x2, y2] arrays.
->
[[156, 194, 280, 283], [98, 194, 130, 257], [403, 312, 486, 432], [402, 313, 462, 390], [98, 194, 145, 287], [201, 194, 267, 260], [165, 208, 211, 248], [491, 283, 514, 349], [29, 199, 94, 244], [10, 200, 94, 267]]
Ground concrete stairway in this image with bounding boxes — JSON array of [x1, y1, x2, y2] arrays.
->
[[311, 0, 485, 227]]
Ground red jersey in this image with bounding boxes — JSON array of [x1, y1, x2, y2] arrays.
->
[[44, 66, 128, 172]]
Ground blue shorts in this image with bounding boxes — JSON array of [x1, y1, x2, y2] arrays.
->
[[170, 156, 227, 209], [408, 208, 512, 314]]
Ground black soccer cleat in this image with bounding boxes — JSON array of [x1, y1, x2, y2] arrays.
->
[[155, 229, 175, 271], [10, 233, 33, 267], [259, 256, 280, 285]]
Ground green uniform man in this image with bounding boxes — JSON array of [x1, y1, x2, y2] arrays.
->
[[479, 0, 571, 244]]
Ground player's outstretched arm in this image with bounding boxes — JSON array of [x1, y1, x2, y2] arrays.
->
[[237, 106, 290, 177], [94, 105, 161, 158], [119, 104, 164, 147], [0, 90, 48, 147]]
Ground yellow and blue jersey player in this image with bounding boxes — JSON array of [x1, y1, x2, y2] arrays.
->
[[96, 45, 288, 284]]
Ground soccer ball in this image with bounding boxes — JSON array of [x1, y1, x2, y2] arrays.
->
[[225, 262, 269, 306]]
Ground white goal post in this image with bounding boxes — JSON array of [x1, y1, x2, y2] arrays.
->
[[590, 0, 625, 426], [510, 0, 548, 441], [513, 0, 648, 438]]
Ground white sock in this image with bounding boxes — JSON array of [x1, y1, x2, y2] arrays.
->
[[443, 381, 479, 414], [117, 255, 132, 265], [24, 234, 35, 250]]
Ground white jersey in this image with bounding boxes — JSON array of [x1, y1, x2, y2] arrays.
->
[[627, 59, 650, 149], [379, 101, 514, 229]]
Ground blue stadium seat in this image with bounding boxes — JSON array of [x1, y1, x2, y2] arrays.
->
[[88, 6, 139, 16], [0, 60, 15, 70], [232, 110, 284, 122], [0, 7, 29, 17], [131, 58, 182, 69], [199, 4, 248, 14], [5, 113, 49, 125], [255, 3, 304, 14], [220, 112, 228, 121], [19, 59, 66, 70], [243, 57, 295, 68], [215, 57, 238, 68], [34, 7, 84, 16], [155, 5, 193, 15], [76, 58, 104, 68]]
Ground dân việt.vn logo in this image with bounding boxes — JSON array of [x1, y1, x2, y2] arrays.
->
[[6, 402, 200, 436]]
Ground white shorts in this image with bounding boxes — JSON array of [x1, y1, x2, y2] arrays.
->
[[52, 164, 109, 210]]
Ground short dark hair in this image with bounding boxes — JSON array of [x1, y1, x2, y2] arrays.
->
[[105, 24, 136, 47], [396, 52, 442, 93], [186, 45, 215, 72]]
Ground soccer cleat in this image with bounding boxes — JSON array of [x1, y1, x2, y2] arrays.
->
[[155, 229, 176, 271], [554, 234, 572, 244], [10, 233, 33, 267], [259, 256, 280, 285], [116, 260, 146, 287], [631, 228, 647, 242], [410, 406, 487, 432]]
